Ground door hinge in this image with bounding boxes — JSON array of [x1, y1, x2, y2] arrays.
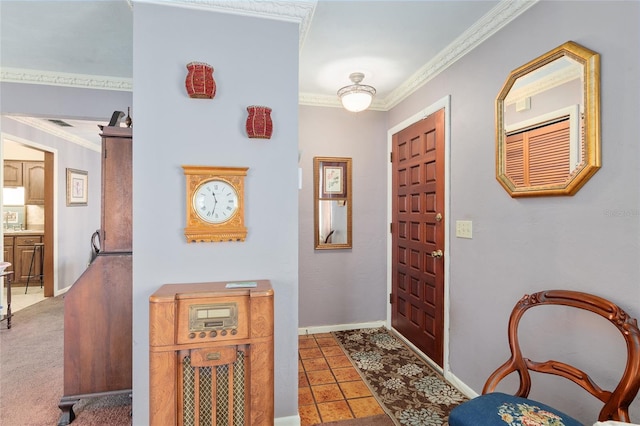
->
[[389, 223, 393, 233], [103, 148, 107, 159], [389, 293, 393, 304], [389, 152, 393, 163]]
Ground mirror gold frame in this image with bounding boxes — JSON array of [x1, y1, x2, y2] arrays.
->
[[314, 157, 352, 249], [496, 41, 600, 197]]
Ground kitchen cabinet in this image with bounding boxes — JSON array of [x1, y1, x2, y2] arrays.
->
[[23, 162, 45, 205], [3, 161, 23, 186], [2, 160, 45, 205], [2, 233, 42, 284], [15, 235, 43, 283]]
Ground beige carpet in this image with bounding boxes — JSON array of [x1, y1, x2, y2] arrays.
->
[[0, 295, 131, 425]]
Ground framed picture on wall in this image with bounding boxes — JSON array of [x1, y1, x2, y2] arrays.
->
[[66, 168, 88, 206], [321, 162, 347, 198]]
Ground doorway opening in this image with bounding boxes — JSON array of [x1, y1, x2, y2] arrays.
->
[[2, 138, 55, 317]]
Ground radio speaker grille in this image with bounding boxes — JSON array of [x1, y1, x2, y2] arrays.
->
[[181, 350, 246, 426]]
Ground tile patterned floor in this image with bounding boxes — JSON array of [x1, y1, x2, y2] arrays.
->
[[299, 332, 386, 425]]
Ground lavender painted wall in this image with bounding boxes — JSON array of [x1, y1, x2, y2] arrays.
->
[[132, 3, 299, 423], [298, 106, 388, 328], [389, 1, 640, 421]]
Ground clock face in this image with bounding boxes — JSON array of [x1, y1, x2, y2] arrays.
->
[[193, 179, 239, 224]]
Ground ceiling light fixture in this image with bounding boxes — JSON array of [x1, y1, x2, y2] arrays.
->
[[337, 72, 376, 112]]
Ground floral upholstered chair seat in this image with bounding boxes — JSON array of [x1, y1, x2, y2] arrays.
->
[[449, 392, 582, 426]]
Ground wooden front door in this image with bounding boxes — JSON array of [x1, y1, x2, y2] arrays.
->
[[391, 108, 445, 367]]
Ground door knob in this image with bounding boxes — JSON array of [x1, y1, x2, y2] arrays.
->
[[430, 250, 443, 258]]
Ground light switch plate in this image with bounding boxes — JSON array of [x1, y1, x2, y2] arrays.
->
[[456, 220, 473, 239]]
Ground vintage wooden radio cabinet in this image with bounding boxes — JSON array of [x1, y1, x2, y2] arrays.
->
[[149, 280, 274, 425]]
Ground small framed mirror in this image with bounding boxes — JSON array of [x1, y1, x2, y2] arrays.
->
[[314, 157, 352, 249], [496, 41, 600, 197]]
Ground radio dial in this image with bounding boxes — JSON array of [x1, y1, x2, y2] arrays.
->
[[210, 331, 217, 337], [189, 303, 239, 336], [189, 333, 196, 339], [231, 329, 237, 335], [221, 330, 227, 336]]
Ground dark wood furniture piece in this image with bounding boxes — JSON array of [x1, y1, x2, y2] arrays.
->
[[1, 271, 15, 328], [58, 126, 132, 426], [149, 280, 274, 425], [449, 290, 640, 425]]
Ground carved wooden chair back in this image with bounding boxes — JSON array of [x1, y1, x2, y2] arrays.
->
[[488, 290, 640, 421]]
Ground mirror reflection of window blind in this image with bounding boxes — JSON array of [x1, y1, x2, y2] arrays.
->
[[506, 118, 570, 187], [505, 136, 525, 187]]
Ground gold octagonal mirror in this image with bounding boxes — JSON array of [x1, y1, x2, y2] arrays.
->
[[496, 41, 600, 197]]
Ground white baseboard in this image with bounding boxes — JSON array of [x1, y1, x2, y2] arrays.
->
[[275, 414, 301, 425], [54, 285, 71, 297], [444, 371, 479, 399], [298, 321, 386, 336], [386, 328, 479, 399]]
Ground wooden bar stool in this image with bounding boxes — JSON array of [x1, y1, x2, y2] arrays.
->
[[25, 242, 44, 294]]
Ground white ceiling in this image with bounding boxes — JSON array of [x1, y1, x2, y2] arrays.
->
[[0, 0, 535, 146]]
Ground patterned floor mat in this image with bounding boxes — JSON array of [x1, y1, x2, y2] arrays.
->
[[332, 327, 468, 426]]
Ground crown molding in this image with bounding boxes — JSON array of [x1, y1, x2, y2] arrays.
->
[[0, 68, 132, 91], [1, 1, 315, 91], [136, 0, 314, 23], [1, 0, 535, 111], [6, 116, 101, 152], [383, 0, 539, 110], [134, 0, 316, 49]]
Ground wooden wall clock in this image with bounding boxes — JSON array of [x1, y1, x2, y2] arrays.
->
[[182, 165, 248, 242]]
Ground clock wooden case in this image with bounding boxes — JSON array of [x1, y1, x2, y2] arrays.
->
[[183, 165, 248, 242]]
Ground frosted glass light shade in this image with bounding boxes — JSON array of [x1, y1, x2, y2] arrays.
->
[[340, 91, 374, 112], [337, 72, 376, 112]]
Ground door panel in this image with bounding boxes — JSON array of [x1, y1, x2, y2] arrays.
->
[[392, 108, 445, 366]]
